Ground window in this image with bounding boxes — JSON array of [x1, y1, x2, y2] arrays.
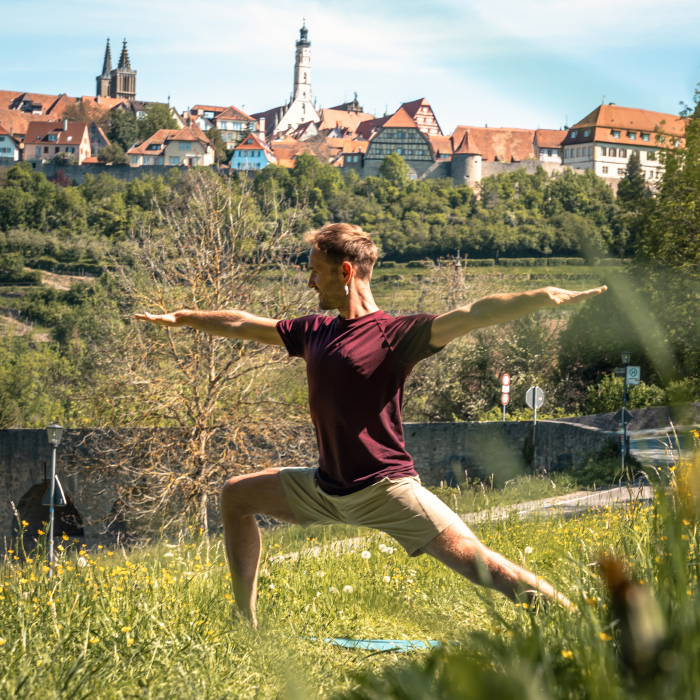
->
[[149, 144, 160, 150], [48, 134, 57, 142], [35, 147, 41, 157], [169, 156, 179, 165], [66, 147, 75, 153], [132, 156, 139, 165], [674, 139, 680, 147], [44, 146, 49, 153], [353, 155, 359, 162], [418, 150, 423, 155], [588, 147, 593, 156], [397, 132, 403, 139], [642, 133, 650, 142], [407, 150, 412, 156], [576, 148, 580, 157], [612, 130, 620, 138], [617, 168, 624, 175], [658, 135, 665, 144], [619, 149, 627, 158], [143, 156, 150, 165], [583, 129, 590, 137], [571, 130, 578, 138], [609, 148, 617, 157], [0, 136, 4, 142], [157, 157, 163, 165], [186, 143, 191, 151], [233, 123, 242, 131], [55, 147, 59, 153], [179, 143, 184, 151], [600, 147, 607, 156], [628, 132, 636, 140], [247, 139, 253, 144], [602, 166, 608, 174], [67, 136, 72, 141], [397, 148, 402, 155]]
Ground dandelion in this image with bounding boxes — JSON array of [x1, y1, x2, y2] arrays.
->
[[378, 544, 388, 552], [107, 552, 114, 557], [21, 520, 28, 527], [386, 547, 395, 554], [562, 650, 574, 660], [164, 553, 174, 557], [57, 545, 64, 552], [524, 546, 533, 555], [383, 576, 391, 583], [329, 587, 338, 593], [62, 534, 69, 541], [0, 639, 5, 646], [269, 584, 275, 590], [38, 529, 44, 535], [127, 637, 134, 645], [78, 557, 87, 568], [316, 591, 321, 598], [90, 637, 99, 644], [316, 571, 325, 577], [121, 626, 131, 633], [343, 585, 353, 594], [361, 551, 371, 560], [98, 545, 103, 549], [599, 632, 613, 642]]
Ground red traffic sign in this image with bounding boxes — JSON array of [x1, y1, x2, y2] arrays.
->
[[501, 393, 510, 406], [502, 374, 511, 387]]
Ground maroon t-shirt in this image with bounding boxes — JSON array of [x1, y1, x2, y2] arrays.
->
[[276, 310, 442, 495]]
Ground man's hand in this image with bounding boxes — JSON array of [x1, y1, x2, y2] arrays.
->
[[134, 311, 185, 327], [541, 285, 607, 307]]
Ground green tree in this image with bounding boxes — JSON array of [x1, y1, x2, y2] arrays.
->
[[637, 82, 700, 270], [108, 109, 139, 151], [137, 104, 178, 142], [206, 127, 227, 164], [617, 150, 647, 206], [97, 143, 128, 165], [379, 153, 410, 186]]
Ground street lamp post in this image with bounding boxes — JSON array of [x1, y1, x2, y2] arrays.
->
[[620, 352, 631, 478], [45, 423, 64, 566]]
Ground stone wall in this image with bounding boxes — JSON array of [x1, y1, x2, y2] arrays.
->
[[1, 420, 616, 540]]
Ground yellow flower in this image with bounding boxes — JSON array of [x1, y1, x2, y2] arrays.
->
[[90, 637, 99, 644], [7, 550, 13, 554], [38, 529, 45, 535], [562, 650, 574, 660], [121, 626, 131, 633], [98, 545, 103, 549], [57, 545, 64, 552], [107, 552, 114, 557], [42, 566, 50, 573], [683, 519, 691, 526], [79, 551, 86, 556], [599, 632, 613, 642], [62, 534, 69, 541], [0, 639, 5, 646], [21, 520, 29, 527], [36, 660, 42, 667], [126, 637, 134, 645], [19, 579, 28, 584]]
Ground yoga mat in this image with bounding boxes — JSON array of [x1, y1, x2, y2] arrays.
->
[[322, 638, 442, 652]]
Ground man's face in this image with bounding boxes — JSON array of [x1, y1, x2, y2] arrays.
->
[[308, 247, 346, 310]]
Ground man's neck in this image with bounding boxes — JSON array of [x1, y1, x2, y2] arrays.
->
[[337, 282, 379, 319]]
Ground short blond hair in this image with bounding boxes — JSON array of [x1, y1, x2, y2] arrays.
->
[[305, 223, 379, 280]]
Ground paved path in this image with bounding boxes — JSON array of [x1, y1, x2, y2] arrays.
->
[[461, 484, 653, 525]]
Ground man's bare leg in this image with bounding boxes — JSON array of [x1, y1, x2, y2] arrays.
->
[[220, 469, 299, 627], [419, 521, 572, 608]]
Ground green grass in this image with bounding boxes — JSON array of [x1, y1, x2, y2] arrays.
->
[[2, 463, 698, 699]]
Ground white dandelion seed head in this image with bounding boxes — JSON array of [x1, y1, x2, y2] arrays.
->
[[77, 557, 87, 568], [316, 571, 325, 577], [164, 552, 174, 557], [524, 547, 533, 554], [269, 583, 275, 590], [361, 550, 371, 559], [329, 586, 339, 594], [316, 591, 322, 597], [343, 585, 354, 594], [378, 544, 388, 552], [383, 575, 391, 583], [386, 547, 395, 554]]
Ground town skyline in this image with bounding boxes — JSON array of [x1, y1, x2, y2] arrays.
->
[[1, 0, 698, 135]]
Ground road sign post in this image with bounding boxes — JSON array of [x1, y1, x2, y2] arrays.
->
[[617, 356, 640, 480], [501, 374, 510, 422], [525, 386, 545, 451]]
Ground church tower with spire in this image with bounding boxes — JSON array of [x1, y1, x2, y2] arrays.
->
[[96, 39, 112, 98], [96, 39, 137, 100]]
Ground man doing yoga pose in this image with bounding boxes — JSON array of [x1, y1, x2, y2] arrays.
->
[[136, 223, 606, 626]]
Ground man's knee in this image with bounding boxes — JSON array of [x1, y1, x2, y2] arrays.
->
[[221, 474, 255, 516]]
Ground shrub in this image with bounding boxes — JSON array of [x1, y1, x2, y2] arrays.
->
[[584, 375, 666, 415], [498, 258, 536, 267], [665, 377, 700, 404], [466, 259, 495, 267], [406, 260, 433, 269], [380, 260, 397, 268], [547, 257, 568, 266], [566, 257, 586, 266]]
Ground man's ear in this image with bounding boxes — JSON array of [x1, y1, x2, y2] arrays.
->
[[341, 261, 353, 283]]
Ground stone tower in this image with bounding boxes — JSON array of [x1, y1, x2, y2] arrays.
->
[[96, 39, 112, 98], [110, 39, 137, 100], [293, 22, 313, 109]]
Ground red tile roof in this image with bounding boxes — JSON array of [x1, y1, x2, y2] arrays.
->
[[0, 90, 76, 115], [317, 108, 374, 134], [429, 135, 453, 158], [534, 129, 567, 149], [355, 115, 390, 141], [233, 133, 274, 156], [215, 105, 255, 122], [564, 104, 685, 147], [24, 121, 90, 146], [450, 126, 536, 162], [127, 125, 213, 155], [381, 106, 418, 129], [191, 104, 229, 115], [0, 110, 58, 138]]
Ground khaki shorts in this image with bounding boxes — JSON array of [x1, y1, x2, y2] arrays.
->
[[278, 467, 462, 556]]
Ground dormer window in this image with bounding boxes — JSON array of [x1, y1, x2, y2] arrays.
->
[[641, 133, 650, 142], [583, 129, 590, 137], [570, 130, 578, 138], [628, 132, 636, 140], [48, 134, 57, 142], [612, 130, 620, 138], [247, 139, 253, 144], [674, 138, 680, 146]]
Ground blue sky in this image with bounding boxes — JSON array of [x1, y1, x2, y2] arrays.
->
[[1, 0, 698, 134]]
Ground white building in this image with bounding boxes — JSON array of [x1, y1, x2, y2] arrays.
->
[[252, 23, 321, 138], [0, 124, 19, 166], [562, 104, 685, 182]]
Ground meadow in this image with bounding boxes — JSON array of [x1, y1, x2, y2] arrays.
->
[[2, 455, 699, 700]]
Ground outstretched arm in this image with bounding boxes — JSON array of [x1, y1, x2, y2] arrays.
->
[[430, 285, 607, 347], [134, 309, 284, 346]]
